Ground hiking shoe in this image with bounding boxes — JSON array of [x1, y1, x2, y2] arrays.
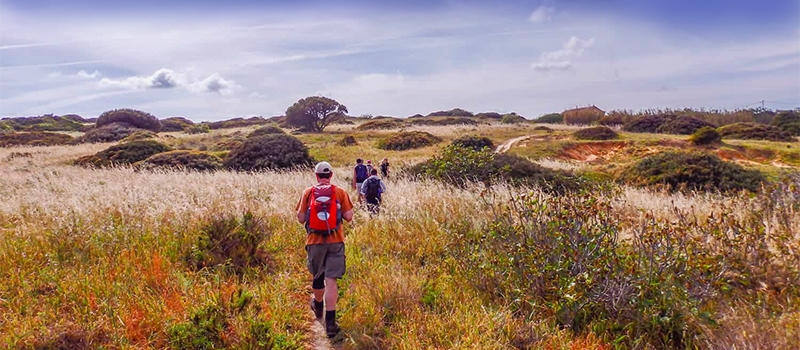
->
[[326, 319, 341, 338], [310, 297, 324, 319]]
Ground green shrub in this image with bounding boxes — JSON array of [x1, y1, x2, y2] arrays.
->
[[338, 135, 358, 146], [377, 131, 442, 151], [96, 109, 162, 132], [0, 115, 87, 132], [75, 140, 171, 167], [409, 145, 579, 191], [247, 125, 285, 138], [223, 134, 314, 171], [451, 136, 494, 151], [618, 151, 765, 192], [0, 132, 74, 147], [426, 108, 474, 117], [185, 124, 210, 134], [688, 127, 722, 145], [203, 117, 270, 130], [534, 113, 563, 124], [139, 150, 223, 171], [573, 126, 618, 140], [624, 115, 715, 135], [598, 115, 624, 126], [81, 122, 142, 143], [356, 119, 405, 130], [185, 212, 271, 272], [533, 126, 553, 132], [120, 130, 156, 142], [160, 117, 195, 132], [474, 112, 503, 120], [410, 117, 478, 126], [500, 113, 525, 124], [770, 111, 800, 136], [717, 122, 794, 142]]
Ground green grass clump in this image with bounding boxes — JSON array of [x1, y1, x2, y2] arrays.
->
[[771, 110, 800, 136], [573, 126, 618, 140], [624, 114, 716, 135], [160, 117, 195, 132], [247, 125, 285, 138], [81, 123, 145, 143], [120, 130, 156, 142], [223, 134, 313, 171], [0, 131, 74, 147], [719, 122, 795, 142], [534, 113, 563, 123], [185, 212, 271, 273], [75, 140, 171, 167], [97, 109, 162, 132], [338, 135, 358, 146], [619, 151, 766, 192], [356, 119, 405, 130], [451, 135, 494, 151], [410, 117, 478, 126], [500, 113, 525, 124], [688, 126, 722, 145], [377, 131, 442, 151], [139, 150, 223, 171], [184, 124, 210, 134]]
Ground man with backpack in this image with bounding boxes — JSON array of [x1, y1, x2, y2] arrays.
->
[[360, 168, 386, 215], [352, 158, 369, 205], [296, 161, 354, 338]]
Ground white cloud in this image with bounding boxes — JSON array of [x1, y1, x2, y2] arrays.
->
[[99, 68, 238, 95], [76, 70, 101, 79], [532, 36, 595, 71], [529, 6, 555, 23]]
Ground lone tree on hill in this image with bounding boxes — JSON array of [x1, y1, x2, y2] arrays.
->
[[284, 96, 348, 132]]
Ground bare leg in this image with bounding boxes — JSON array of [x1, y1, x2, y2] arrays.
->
[[313, 288, 324, 303], [324, 277, 338, 310]]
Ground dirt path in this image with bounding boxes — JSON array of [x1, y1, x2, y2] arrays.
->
[[495, 135, 532, 153], [310, 319, 337, 350]]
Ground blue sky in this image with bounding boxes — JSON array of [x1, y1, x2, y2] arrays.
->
[[1, 0, 798, 121]]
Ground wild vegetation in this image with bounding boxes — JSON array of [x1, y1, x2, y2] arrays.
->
[[377, 131, 442, 151], [717, 122, 795, 142], [0, 131, 75, 147], [573, 126, 618, 140], [0, 114, 798, 349], [139, 150, 223, 171], [97, 109, 163, 132], [688, 126, 722, 145], [223, 134, 314, 171], [75, 140, 171, 167]]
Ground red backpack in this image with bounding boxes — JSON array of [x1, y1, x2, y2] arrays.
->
[[305, 184, 342, 236]]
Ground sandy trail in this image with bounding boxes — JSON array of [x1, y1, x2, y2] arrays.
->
[[495, 135, 532, 153]]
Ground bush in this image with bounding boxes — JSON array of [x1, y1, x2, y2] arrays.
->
[[75, 140, 171, 167], [534, 113, 563, 124], [409, 145, 578, 192], [0, 115, 87, 132], [500, 113, 525, 124], [356, 119, 405, 130], [573, 126, 618, 140], [717, 122, 794, 142], [409, 117, 478, 126], [204, 117, 270, 130], [139, 150, 223, 171], [120, 130, 156, 142], [771, 111, 800, 136], [688, 127, 722, 145], [533, 126, 553, 132], [623, 115, 715, 135], [377, 131, 442, 151], [223, 134, 314, 171], [96, 109, 162, 132], [160, 117, 195, 132], [184, 124, 210, 134], [598, 115, 624, 126], [474, 112, 503, 120], [619, 151, 765, 192], [427, 108, 474, 117], [0, 132, 74, 147], [657, 115, 716, 135], [247, 125, 285, 138], [451, 136, 494, 151], [185, 212, 271, 272], [338, 135, 358, 147], [81, 122, 142, 143]]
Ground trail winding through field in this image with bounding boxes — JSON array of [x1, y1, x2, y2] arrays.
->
[[310, 318, 338, 350], [495, 135, 532, 153]]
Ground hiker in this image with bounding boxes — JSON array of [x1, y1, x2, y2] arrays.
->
[[379, 158, 390, 178], [352, 158, 369, 204], [366, 160, 375, 174], [296, 161, 354, 338], [360, 168, 386, 215]]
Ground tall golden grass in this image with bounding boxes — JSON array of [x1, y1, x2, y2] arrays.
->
[[1, 142, 798, 349]]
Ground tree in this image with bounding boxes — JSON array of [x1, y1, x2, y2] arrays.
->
[[284, 96, 348, 132]]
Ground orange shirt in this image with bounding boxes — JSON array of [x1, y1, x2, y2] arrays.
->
[[296, 185, 354, 245]]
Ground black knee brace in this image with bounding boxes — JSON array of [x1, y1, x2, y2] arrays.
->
[[312, 274, 325, 289]]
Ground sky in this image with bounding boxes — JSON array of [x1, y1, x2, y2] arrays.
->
[[0, 0, 798, 121]]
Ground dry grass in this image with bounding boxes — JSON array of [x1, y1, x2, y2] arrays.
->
[[1, 131, 799, 349]]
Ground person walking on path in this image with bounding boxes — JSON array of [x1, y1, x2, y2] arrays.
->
[[360, 168, 387, 215], [296, 161, 354, 338], [366, 160, 375, 175], [352, 158, 369, 205], [379, 158, 390, 178]]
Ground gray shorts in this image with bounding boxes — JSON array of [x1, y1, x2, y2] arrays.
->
[[306, 242, 346, 280], [356, 182, 364, 193]]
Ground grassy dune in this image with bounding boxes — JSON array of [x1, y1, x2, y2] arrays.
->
[[1, 126, 799, 349]]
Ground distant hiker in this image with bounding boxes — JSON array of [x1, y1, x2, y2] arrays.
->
[[379, 158, 390, 178], [360, 168, 386, 215], [366, 160, 375, 174], [296, 161, 354, 338], [353, 158, 369, 205]]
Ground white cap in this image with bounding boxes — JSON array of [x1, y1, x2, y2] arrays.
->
[[314, 161, 333, 174]]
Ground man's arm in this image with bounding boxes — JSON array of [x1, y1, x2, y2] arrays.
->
[[297, 211, 306, 224], [342, 209, 354, 222]]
